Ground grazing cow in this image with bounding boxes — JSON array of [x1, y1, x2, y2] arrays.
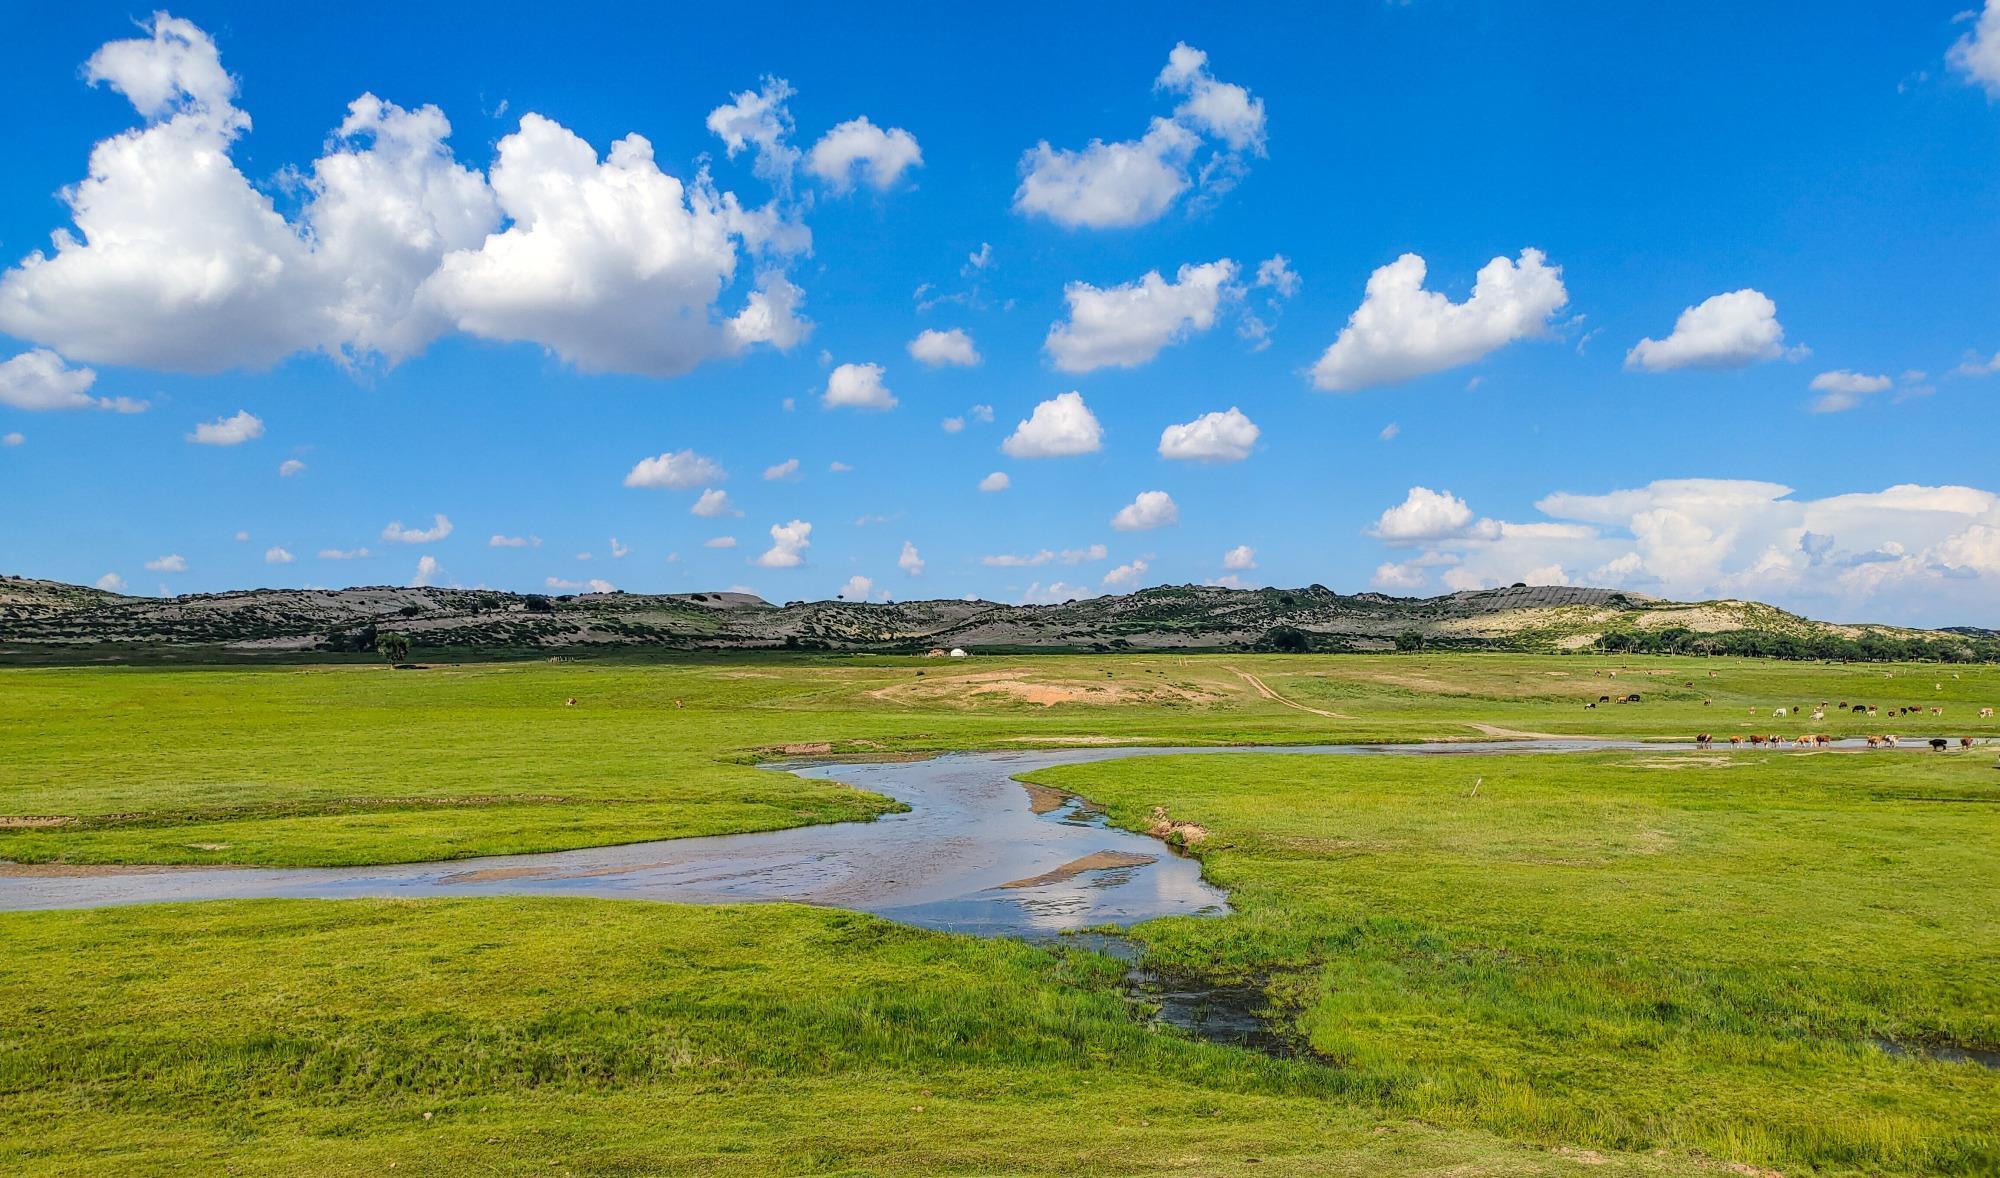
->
[[1774, 707, 1788, 718], [1929, 738, 1949, 752], [1963, 737, 1976, 750], [1930, 706, 1944, 717], [1584, 702, 1596, 709], [1703, 699, 1712, 706], [1884, 735, 1901, 746], [1981, 708, 1994, 719], [1811, 709, 1826, 722], [1748, 734, 1766, 746], [1600, 695, 1611, 704], [1866, 736, 1882, 749], [565, 697, 576, 707], [1627, 694, 1642, 704], [1729, 736, 1744, 747], [1696, 733, 1713, 748], [1814, 734, 1831, 747], [1867, 707, 1879, 717]]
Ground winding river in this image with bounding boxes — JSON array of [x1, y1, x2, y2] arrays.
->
[[0, 738, 1674, 932]]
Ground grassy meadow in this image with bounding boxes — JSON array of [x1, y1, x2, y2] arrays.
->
[[1, 652, 1996, 1174]]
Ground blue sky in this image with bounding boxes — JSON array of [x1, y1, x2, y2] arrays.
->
[[4, 2, 2000, 625]]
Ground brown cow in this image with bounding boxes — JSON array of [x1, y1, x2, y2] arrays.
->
[[1963, 737, 1976, 750], [1695, 733, 1712, 748]]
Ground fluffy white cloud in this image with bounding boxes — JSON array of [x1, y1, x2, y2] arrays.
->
[[381, 513, 452, 543], [1949, 1, 2000, 95], [625, 449, 726, 489], [319, 547, 370, 560], [95, 572, 126, 592], [1111, 490, 1178, 531], [1379, 422, 1400, 442], [705, 77, 799, 186], [807, 117, 922, 193], [1045, 259, 1237, 372], [1370, 486, 1482, 543], [278, 458, 306, 477], [187, 409, 264, 446], [1, 432, 21, 446], [1018, 581, 1095, 605], [703, 536, 737, 548], [983, 544, 1107, 568], [422, 114, 806, 377], [1155, 43, 1266, 152], [265, 546, 294, 564], [907, 327, 980, 367], [1808, 369, 1893, 414], [489, 534, 539, 548], [1310, 250, 1568, 391], [1253, 255, 1299, 297], [1014, 119, 1199, 230], [1013, 44, 1261, 229], [0, 349, 143, 412], [1002, 391, 1102, 458], [979, 471, 1011, 492], [1102, 557, 1151, 587], [834, 574, 877, 602], [1371, 561, 1428, 591], [898, 541, 924, 576], [1222, 544, 1257, 570], [609, 537, 629, 559], [691, 488, 741, 517], [754, 519, 812, 567], [764, 457, 802, 480], [0, 16, 806, 379], [1363, 476, 2000, 625], [823, 362, 895, 410], [1158, 406, 1258, 463], [1626, 289, 1795, 372], [145, 554, 186, 572]]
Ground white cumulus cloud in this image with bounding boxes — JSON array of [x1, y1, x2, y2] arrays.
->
[[691, 488, 741, 517], [979, 471, 1011, 493], [1808, 370, 1893, 414], [1013, 44, 1262, 229], [625, 449, 726, 489], [907, 327, 980, 367], [1045, 259, 1237, 372], [1949, 1, 2000, 96], [381, 513, 452, 543], [1626, 289, 1796, 372], [754, 519, 812, 567], [822, 361, 895, 410], [1222, 544, 1257, 571], [1310, 250, 1568, 391], [1370, 487, 1483, 544], [145, 554, 186, 572], [898, 541, 924, 576], [807, 117, 922, 193], [1111, 490, 1178, 531], [264, 546, 293, 564], [1103, 557, 1151, 587], [0, 349, 143, 412], [1158, 406, 1258, 463], [187, 409, 264, 446], [1001, 391, 1102, 458]]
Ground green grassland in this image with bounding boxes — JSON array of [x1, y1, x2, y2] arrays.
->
[[4, 653, 1996, 868], [1, 653, 1996, 1175]]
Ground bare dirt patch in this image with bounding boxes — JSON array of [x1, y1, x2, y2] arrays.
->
[[999, 850, 1156, 888], [1019, 782, 1072, 815], [0, 816, 76, 829], [869, 669, 1220, 709]]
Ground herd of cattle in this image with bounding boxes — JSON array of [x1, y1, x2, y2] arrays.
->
[[1682, 698, 1991, 752]]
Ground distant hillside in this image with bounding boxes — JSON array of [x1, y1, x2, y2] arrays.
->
[[4, 574, 1992, 662]]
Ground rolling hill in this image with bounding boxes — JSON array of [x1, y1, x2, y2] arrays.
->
[[3, 574, 1992, 662]]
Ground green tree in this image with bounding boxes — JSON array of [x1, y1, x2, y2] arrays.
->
[[378, 632, 411, 663]]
